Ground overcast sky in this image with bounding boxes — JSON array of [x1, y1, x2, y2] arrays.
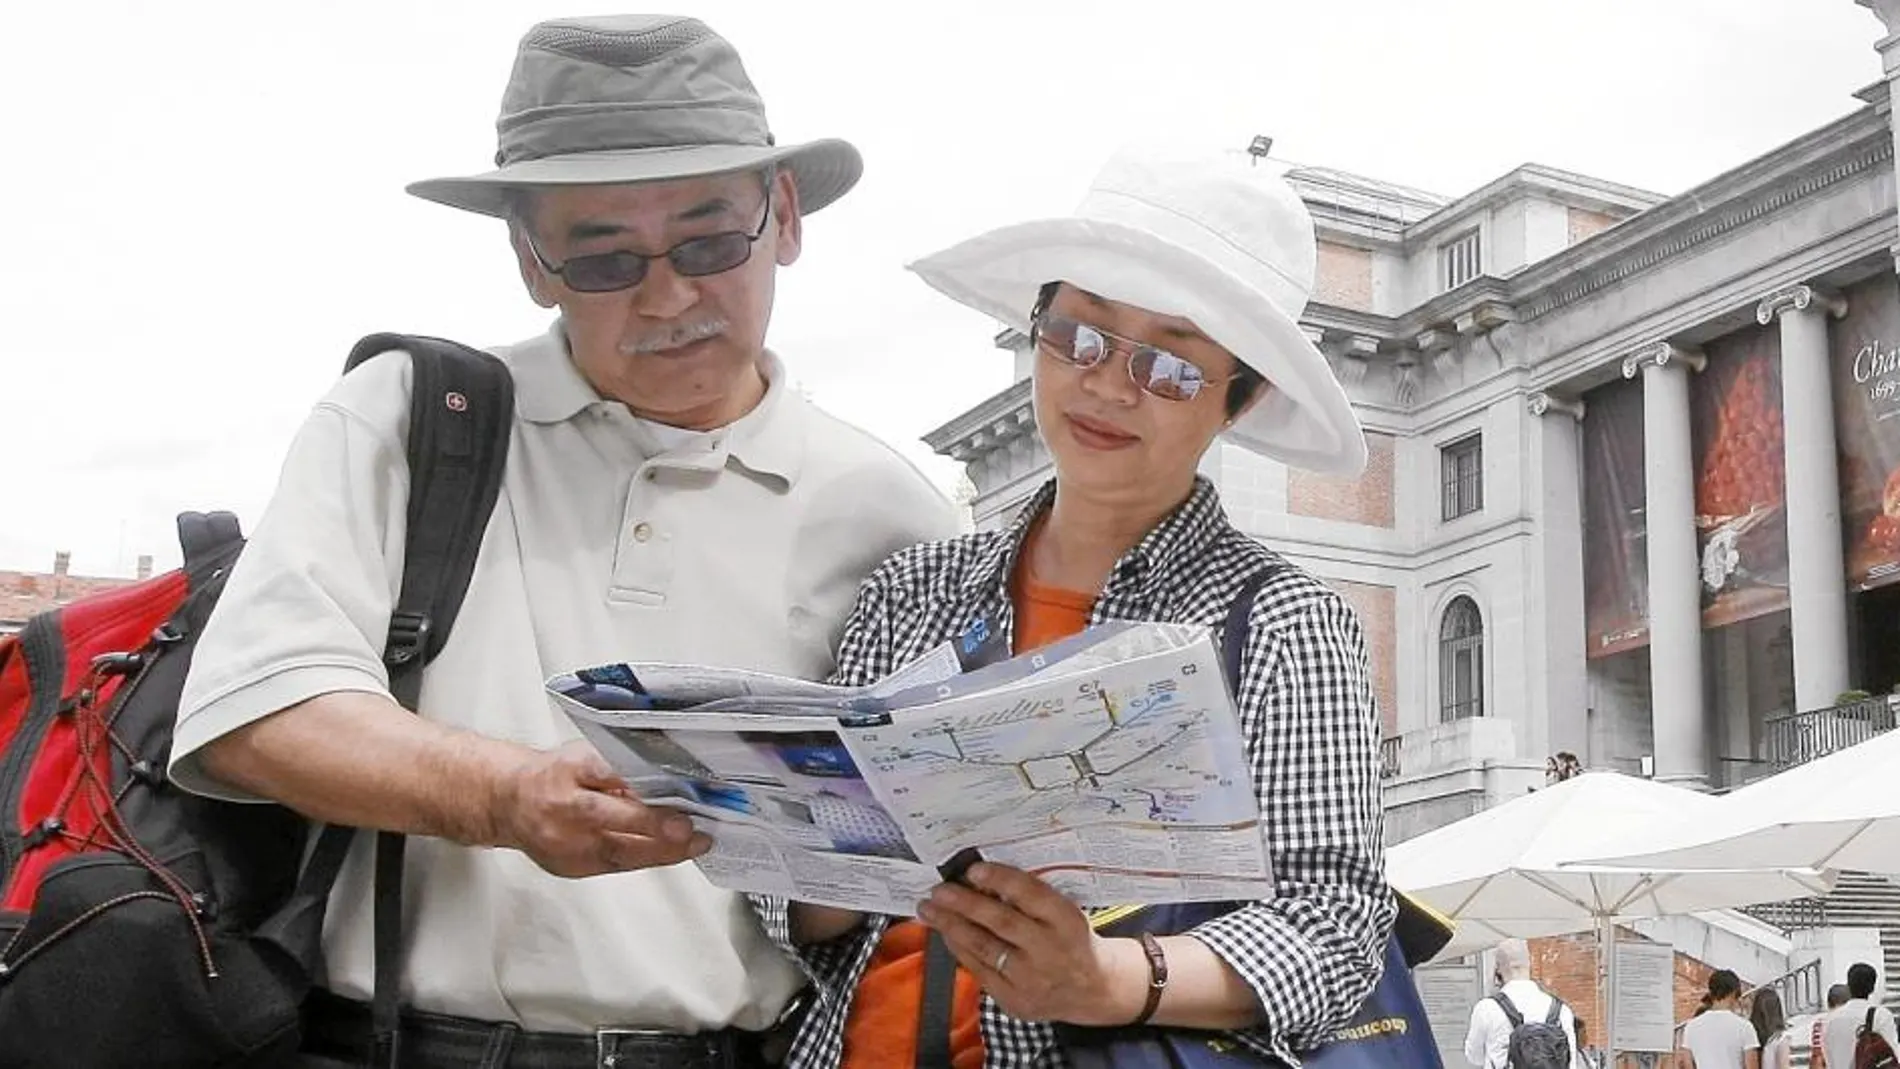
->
[[0, 0, 1887, 576]]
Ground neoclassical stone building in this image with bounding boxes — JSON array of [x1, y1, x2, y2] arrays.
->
[[926, 5, 1900, 843]]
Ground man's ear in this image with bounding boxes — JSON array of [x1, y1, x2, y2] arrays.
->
[[772, 167, 803, 268], [510, 222, 559, 309]]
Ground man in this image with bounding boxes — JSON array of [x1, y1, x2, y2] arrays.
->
[[1464, 939, 1581, 1069], [1822, 963, 1898, 1069], [167, 14, 956, 1069], [1812, 984, 1850, 1068]]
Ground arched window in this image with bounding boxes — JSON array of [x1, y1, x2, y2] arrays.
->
[[1440, 596, 1484, 722]]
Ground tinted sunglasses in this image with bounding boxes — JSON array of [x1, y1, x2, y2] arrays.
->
[[1032, 312, 1230, 402], [523, 192, 772, 294]]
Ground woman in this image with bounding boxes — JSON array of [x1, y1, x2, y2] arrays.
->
[[1576, 1016, 1604, 1069], [754, 146, 1395, 1068], [1750, 988, 1791, 1069], [1678, 970, 1762, 1069]]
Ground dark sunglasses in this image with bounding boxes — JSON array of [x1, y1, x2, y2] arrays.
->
[[523, 192, 773, 294], [1032, 312, 1230, 402]]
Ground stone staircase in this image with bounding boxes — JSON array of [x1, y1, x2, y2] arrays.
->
[[1743, 869, 1900, 1009], [1832, 871, 1900, 1011]]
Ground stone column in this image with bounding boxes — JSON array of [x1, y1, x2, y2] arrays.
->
[[1621, 343, 1709, 785], [1758, 284, 1852, 711], [1857, 0, 1900, 272], [1527, 392, 1590, 763]]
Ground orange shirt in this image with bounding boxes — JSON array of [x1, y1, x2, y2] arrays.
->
[[839, 535, 1096, 1069]]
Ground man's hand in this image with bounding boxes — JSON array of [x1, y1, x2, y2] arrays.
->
[[489, 741, 712, 878]]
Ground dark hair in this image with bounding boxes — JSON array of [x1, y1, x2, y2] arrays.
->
[[1828, 982, 1853, 1009], [1708, 970, 1742, 1002], [1030, 281, 1266, 419], [1750, 987, 1785, 1045], [1849, 962, 1879, 1000]]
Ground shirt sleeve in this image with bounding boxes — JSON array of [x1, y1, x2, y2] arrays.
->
[[1180, 592, 1397, 1052], [1465, 1001, 1494, 1067], [169, 357, 416, 801]]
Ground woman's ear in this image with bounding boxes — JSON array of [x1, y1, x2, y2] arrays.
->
[[1226, 379, 1272, 426]]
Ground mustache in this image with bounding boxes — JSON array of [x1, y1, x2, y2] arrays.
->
[[624, 317, 729, 355]]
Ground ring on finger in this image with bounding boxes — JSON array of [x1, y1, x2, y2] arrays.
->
[[994, 949, 1010, 976]]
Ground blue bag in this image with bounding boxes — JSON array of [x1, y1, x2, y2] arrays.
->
[[1057, 898, 1449, 1069]]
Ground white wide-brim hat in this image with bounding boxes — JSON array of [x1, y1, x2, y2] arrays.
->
[[908, 147, 1366, 475]]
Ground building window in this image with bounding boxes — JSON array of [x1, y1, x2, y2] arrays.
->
[[1440, 596, 1485, 722], [1442, 228, 1482, 290], [1441, 434, 1483, 520]]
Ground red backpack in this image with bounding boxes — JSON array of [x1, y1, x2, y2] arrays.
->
[[1858, 1007, 1900, 1069], [0, 334, 512, 1067]]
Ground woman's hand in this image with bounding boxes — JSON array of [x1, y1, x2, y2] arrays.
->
[[916, 862, 1149, 1026]]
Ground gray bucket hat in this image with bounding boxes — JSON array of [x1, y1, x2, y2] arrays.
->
[[407, 15, 862, 217]]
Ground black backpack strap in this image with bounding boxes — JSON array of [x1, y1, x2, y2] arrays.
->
[[916, 931, 959, 1069], [174, 511, 244, 577], [1492, 991, 1525, 1028], [1220, 565, 1282, 687], [351, 333, 514, 1069], [1544, 996, 1564, 1026]]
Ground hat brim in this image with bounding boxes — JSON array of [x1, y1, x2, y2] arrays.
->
[[907, 218, 1368, 476], [405, 137, 862, 218]]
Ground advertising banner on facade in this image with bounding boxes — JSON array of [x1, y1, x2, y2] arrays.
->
[[1583, 375, 1649, 658], [1691, 322, 1790, 630], [1833, 276, 1900, 592]]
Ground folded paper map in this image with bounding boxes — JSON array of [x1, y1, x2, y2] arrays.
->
[[545, 621, 1272, 915]]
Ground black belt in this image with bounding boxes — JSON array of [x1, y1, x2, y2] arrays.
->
[[301, 989, 772, 1069]]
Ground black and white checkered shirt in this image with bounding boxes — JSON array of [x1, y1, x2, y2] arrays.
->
[[756, 476, 1395, 1068]]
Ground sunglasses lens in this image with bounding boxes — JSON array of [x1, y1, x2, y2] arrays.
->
[[563, 252, 648, 293], [1041, 318, 1109, 367], [670, 233, 754, 278], [1130, 348, 1204, 401]]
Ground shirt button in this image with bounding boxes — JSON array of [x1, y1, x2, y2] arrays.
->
[[632, 522, 653, 542], [644, 470, 658, 481]]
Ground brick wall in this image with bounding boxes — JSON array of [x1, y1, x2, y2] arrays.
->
[[1567, 207, 1620, 246], [1314, 241, 1375, 311], [1329, 580, 1398, 736], [2, 570, 137, 630], [1527, 930, 1717, 1057], [1287, 431, 1396, 528]]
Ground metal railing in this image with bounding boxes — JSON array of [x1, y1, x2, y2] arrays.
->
[[1739, 896, 1831, 932], [1762, 696, 1898, 771], [1745, 957, 1827, 1017], [1380, 736, 1402, 780]]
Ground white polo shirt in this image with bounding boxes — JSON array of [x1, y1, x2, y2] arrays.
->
[[170, 323, 958, 1034]]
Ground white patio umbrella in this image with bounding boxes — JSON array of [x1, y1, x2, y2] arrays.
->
[[1386, 771, 1834, 1056], [1388, 771, 1833, 957], [1576, 726, 1900, 876]]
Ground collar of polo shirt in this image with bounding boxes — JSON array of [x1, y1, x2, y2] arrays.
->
[[510, 321, 804, 488]]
